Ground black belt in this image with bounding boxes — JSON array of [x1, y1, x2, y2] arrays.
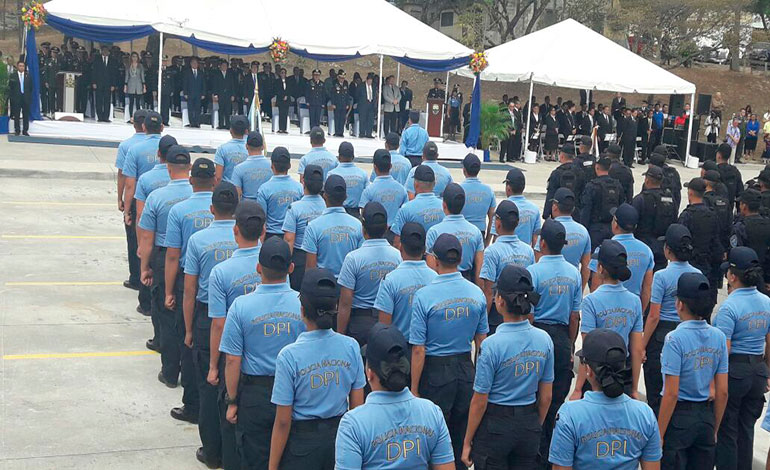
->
[[242, 374, 275, 386], [425, 352, 472, 366], [292, 415, 342, 433], [533, 322, 569, 332], [351, 308, 375, 318], [658, 320, 679, 329], [730, 353, 765, 364], [486, 402, 537, 417], [676, 400, 712, 410]]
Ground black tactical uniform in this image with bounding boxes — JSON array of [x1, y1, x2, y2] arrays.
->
[[632, 178, 678, 271], [44, 51, 61, 114], [704, 189, 733, 261], [160, 64, 177, 125], [678, 199, 724, 301], [306, 75, 326, 129], [650, 152, 682, 213], [543, 145, 586, 220], [717, 161, 744, 211], [575, 152, 596, 184], [580, 173, 624, 249]]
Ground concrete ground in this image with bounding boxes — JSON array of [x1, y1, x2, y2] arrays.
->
[[0, 137, 768, 468]]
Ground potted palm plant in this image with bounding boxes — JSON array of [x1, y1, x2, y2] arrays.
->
[[479, 101, 509, 162], [0, 60, 8, 134]]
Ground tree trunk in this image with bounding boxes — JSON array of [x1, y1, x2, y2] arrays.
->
[[2, 0, 7, 40], [729, 8, 741, 71], [17, 0, 22, 51]]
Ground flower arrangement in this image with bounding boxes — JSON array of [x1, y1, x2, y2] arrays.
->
[[269, 38, 289, 63], [469, 51, 488, 74], [21, 1, 46, 30]]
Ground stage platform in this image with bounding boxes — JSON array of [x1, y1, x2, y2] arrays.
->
[[18, 119, 480, 161]]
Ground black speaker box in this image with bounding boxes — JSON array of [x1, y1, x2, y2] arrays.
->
[[669, 95, 685, 117], [696, 94, 712, 116]]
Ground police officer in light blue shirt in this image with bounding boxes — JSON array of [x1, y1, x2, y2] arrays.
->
[[270, 268, 366, 470], [135, 134, 176, 205], [479, 200, 535, 334], [391, 165, 444, 247], [302, 175, 364, 278], [462, 266, 553, 470], [409, 233, 488, 470], [643, 223, 701, 416], [328, 141, 368, 217], [116, 110, 147, 173], [360, 149, 409, 231], [400, 111, 430, 167], [183, 182, 240, 468], [220, 236, 304, 470], [549, 329, 662, 470], [499, 167, 541, 246], [297, 127, 339, 180], [714, 247, 770, 470], [282, 164, 326, 291], [256, 146, 303, 239], [526, 218, 582, 464], [375, 222, 437, 338], [426, 183, 484, 282], [214, 115, 249, 183], [335, 324, 456, 470], [405, 142, 453, 198], [230, 131, 273, 201], [459, 153, 496, 239], [369, 132, 411, 185], [658, 272, 728, 470], [337, 203, 401, 346]]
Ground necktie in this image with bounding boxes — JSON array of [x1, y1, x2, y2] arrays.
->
[[367, 85, 371, 101], [20, 73, 24, 94], [104, 57, 107, 66], [193, 69, 197, 79]]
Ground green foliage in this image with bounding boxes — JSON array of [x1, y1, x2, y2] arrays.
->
[[479, 101, 509, 150], [0, 64, 8, 115]]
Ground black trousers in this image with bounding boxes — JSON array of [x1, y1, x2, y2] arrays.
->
[[471, 403, 541, 470], [160, 93, 172, 125], [533, 323, 572, 470], [278, 103, 289, 132], [309, 105, 322, 129], [358, 105, 372, 137], [384, 111, 398, 136], [716, 355, 768, 470], [150, 246, 179, 384], [173, 273, 199, 413], [345, 207, 360, 218], [126, 200, 151, 310], [279, 417, 341, 470], [644, 320, 678, 416], [588, 222, 613, 251], [95, 86, 111, 121], [621, 140, 635, 166], [487, 304, 502, 336], [188, 97, 202, 127], [333, 106, 347, 136], [662, 401, 715, 470], [237, 376, 276, 470], [420, 353, 475, 470], [193, 301, 222, 464], [217, 355, 239, 470], [218, 99, 232, 128], [406, 155, 422, 168], [347, 308, 377, 347], [289, 249, 307, 292], [10, 100, 30, 133]]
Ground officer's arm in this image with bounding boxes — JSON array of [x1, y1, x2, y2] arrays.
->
[[536, 382, 552, 424], [392, 234, 401, 250], [484, 207, 495, 246], [639, 461, 660, 470], [410, 345, 426, 395], [629, 332, 643, 399], [657, 374, 680, 440], [765, 334, 770, 369], [123, 176, 137, 224], [164, 247, 181, 304], [224, 354, 241, 405], [552, 466, 572, 470], [268, 405, 293, 470], [713, 372, 728, 436], [377, 310, 392, 325], [337, 287, 354, 336], [137, 228, 154, 285], [432, 463, 456, 470], [209, 318, 225, 383], [640, 270, 653, 313], [215, 164, 224, 186], [473, 251, 484, 285], [349, 388, 364, 409], [183, 274, 198, 347], [462, 392, 488, 465], [282, 232, 296, 254], [135, 199, 146, 236], [579, 253, 591, 291], [117, 170, 125, 211], [305, 253, 317, 270], [642, 303, 661, 351], [568, 311, 580, 344]]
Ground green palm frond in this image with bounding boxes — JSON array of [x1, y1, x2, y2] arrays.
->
[[479, 102, 509, 149]]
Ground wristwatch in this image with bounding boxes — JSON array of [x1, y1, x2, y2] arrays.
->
[[224, 393, 237, 406]]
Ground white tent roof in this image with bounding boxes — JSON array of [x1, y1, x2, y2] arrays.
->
[[45, 0, 472, 61], [457, 19, 695, 94]]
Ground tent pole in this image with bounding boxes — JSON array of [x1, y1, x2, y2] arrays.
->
[[376, 54, 384, 139], [523, 77, 533, 158], [156, 32, 164, 113], [685, 92, 695, 164], [396, 63, 400, 84], [440, 70, 450, 139]]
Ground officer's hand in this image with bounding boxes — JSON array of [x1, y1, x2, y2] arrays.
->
[[141, 269, 153, 287], [110, 86, 115, 92], [461, 444, 473, 467], [92, 84, 97, 89], [164, 294, 175, 310], [708, 381, 716, 401], [123, 211, 132, 226], [201, 95, 205, 100], [207, 368, 219, 386], [230, 96, 235, 102], [226, 404, 238, 424], [630, 390, 639, 400], [118, 198, 124, 212], [330, 105, 336, 111], [123, 85, 127, 93], [184, 332, 193, 348]]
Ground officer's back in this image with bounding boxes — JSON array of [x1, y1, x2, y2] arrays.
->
[[502, 167, 541, 245], [731, 189, 770, 284], [632, 165, 678, 271], [580, 157, 624, 249], [230, 131, 273, 201], [606, 144, 634, 204], [360, 150, 408, 229], [390, 165, 445, 245], [256, 147, 303, 238], [649, 149, 682, 212], [544, 144, 585, 220], [458, 154, 496, 237], [678, 177, 724, 294], [405, 142, 453, 198], [298, 127, 339, 179], [214, 116, 249, 183], [715, 142, 744, 210], [328, 142, 368, 216]]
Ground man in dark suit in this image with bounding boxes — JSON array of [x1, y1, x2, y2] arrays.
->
[[210, 60, 236, 129], [579, 107, 596, 138], [243, 61, 258, 116], [274, 67, 291, 133], [557, 101, 576, 141], [90, 45, 116, 122], [257, 62, 274, 120], [399, 80, 413, 130], [355, 73, 377, 138], [9, 60, 32, 136], [619, 108, 638, 167], [611, 92, 626, 125], [183, 57, 206, 128], [596, 104, 613, 152]]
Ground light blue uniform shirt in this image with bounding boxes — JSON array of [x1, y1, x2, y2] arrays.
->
[[399, 124, 429, 157], [369, 151, 412, 186], [474, 321, 554, 406], [390, 193, 444, 236], [479, 235, 535, 284], [535, 216, 591, 268], [359, 176, 408, 226], [338, 239, 401, 309], [208, 246, 261, 319], [405, 161, 453, 197], [409, 272, 489, 355], [426, 215, 484, 272], [589, 233, 654, 296], [122, 134, 161, 179], [301, 207, 364, 278], [762, 405, 770, 433], [256, 175, 303, 235], [184, 220, 238, 303], [335, 388, 454, 470], [527, 255, 582, 325], [459, 177, 496, 233], [549, 392, 662, 470], [138, 179, 192, 246], [509, 195, 541, 245], [272, 328, 366, 420], [230, 155, 273, 200], [164, 192, 213, 265], [650, 261, 701, 323], [219, 282, 304, 376], [282, 194, 326, 249], [135, 163, 170, 202], [581, 283, 643, 349], [297, 146, 338, 179], [661, 320, 728, 401], [328, 162, 369, 209], [115, 132, 145, 170], [374, 260, 438, 338], [214, 137, 248, 182], [715, 287, 770, 355]]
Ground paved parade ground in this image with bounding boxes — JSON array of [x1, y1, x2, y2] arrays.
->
[[1, 137, 769, 469]]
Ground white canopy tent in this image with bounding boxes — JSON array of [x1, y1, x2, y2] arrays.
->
[[457, 19, 697, 160]]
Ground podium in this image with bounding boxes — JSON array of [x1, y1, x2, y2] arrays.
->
[[56, 71, 81, 113], [426, 98, 444, 137]]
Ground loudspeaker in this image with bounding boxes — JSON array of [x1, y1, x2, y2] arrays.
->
[[669, 95, 685, 117], [696, 94, 712, 116], [703, 142, 718, 161]]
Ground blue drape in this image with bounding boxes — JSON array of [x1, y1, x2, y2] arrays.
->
[[464, 74, 481, 148], [394, 55, 468, 72], [25, 27, 42, 121], [46, 15, 155, 42], [180, 36, 360, 62]]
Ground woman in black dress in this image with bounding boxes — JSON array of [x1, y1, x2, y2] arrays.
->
[[544, 105, 559, 161]]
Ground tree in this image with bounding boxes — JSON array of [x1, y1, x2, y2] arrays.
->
[[752, 0, 770, 30], [565, 0, 613, 33], [482, 0, 551, 44]]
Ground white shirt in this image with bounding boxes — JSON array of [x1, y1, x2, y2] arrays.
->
[[18, 72, 25, 94], [366, 84, 372, 101]]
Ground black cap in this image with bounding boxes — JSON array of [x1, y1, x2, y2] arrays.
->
[[739, 188, 762, 205], [133, 109, 148, 124], [414, 164, 435, 183], [702, 160, 718, 171], [423, 141, 438, 160], [145, 111, 162, 131], [661, 223, 692, 250], [212, 181, 238, 206], [462, 153, 481, 173], [652, 145, 668, 156], [270, 146, 291, 166], [364, 323, 410, 376], [607, 144, 622, 156], [503, 167, 525, 185], [642, 166, 663, 180], [759, 169, 770, 184], [259, 236, 292, 271], [677, 272, 711, 299], [385, 132, 400, 148], [361, 202, 388, 228], [324, 174, 347, 199], [158, 135, 178, 158], [553, 187, 575, 204], [649, 152, 666, 166], [717, 143, 732, 158], [372, 149, 391, 168], [597, 239, 632, 281], [246, 131, 264, 148], [580, 135, 592, 147], [230, 115, 248, 133], [191, 157, 215, 178], [310, 126, 325, 141], [577, 329, 627, 363], [165, 145, 191, 164], [721, 246, 760, 273], [496, 265, 534, 294], [312, 68, 321, 74], [561, 143, 575, 155], [703, 170, 721, 183], [432, 233, 462, 264], [338, 141, 355, 159], [442, 182, 465, 207], [235, 199, 265, 230], [400, 222, 426, 251], [684, 177, 706, 193], [303, 164, 323, 185], [495, 200, 519, 226], [300, 268, 339, 298], [610, 203, 638, 231], [540, 219, 566, 249]]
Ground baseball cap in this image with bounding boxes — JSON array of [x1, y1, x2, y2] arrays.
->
[[385, 132, 400, 148], [414, 165, 435, 183], [652, 145, 668, 156], [364, 323, 410, 377], [339, 141, 355, 159], [553, 187, 575, 205], [191, 157, 215, 178], [423, 141, 438, 159], [576, 329, 627, 363], [610, 203, 638, 231], [133, 109, 148, 125], [462, 153, 481, 173], [432, 233, 462, 264], [144, 111, 162, 131], [361, 202, 388, 229], [597, 239, 632, 281], [300, 268, 339, 299], [540, 219, 566, 250], [230, 115, 249, 133], [212, 181, 239, 208], [303, 164, 323, 186], [684, 177, 706, 193], [400, 222, 426, 252], [310, 126, 325, 141], [324, 174, 347, 199], [703, 170, 721, 183], [721, 246, 760, 273], [607, 144, 622, 156], [702, 160, 718, 172], [259, 236, 292, 271], [246, 131, 264, 148], [496, 265, 534, 294], [372, 149, 391, 169], [739, 188, 762, 205], [503, 167, 525, 186], [677, 272, 711, 299], [158, 135, 178, 159], [165, 145, 191, 164], [649, 153, 666, 166], [759, 169, 770, 184], [579, 135, 592, 147], [442, 182, 465, 207], [561, 143, 576, 156], [270, 146, 291, 166], [642, 166, 663, 180], [661, 223, 693, 251], [495, 200, 519, 226], [234, 199, 265, 233]]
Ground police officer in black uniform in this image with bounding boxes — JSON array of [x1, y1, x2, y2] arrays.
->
[[428, 78, 446, 101], [730, 189, 770, 289], [607, 143, 634, 204], [716, 142, 744, 212], [574, 135, 596, 183], [44, 47, 61, 114], [758, 169, 770, 216], [306, 69, 326, 130], [543, 143, 585, 220], [580, 157, 624, 249], [160, 56, 177, 126], [330, 70, 350, 137], [632, 165, 678, 272], [649, 147, 683, 213], [703, 170, 733, 260], [702, 160, 730, 199]]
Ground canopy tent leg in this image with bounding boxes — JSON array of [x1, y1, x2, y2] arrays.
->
[[376, 54, 384, 139], [685, 92, 695, 164], [396, 63, 400, 84], [523, 78, 534, 157], [440, 71, 449, 139], [156, 32, 163, 113]]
